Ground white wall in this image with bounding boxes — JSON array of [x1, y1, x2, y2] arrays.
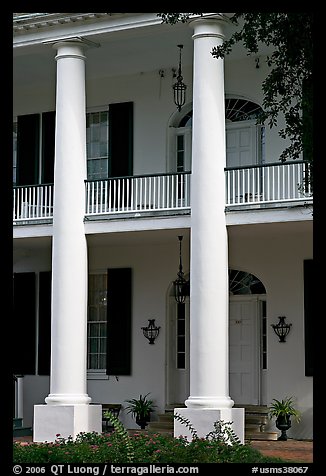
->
[[225, 56, 292, 163], [13, 54, 293, 176], [86, 238, 190, 429], [228, 221, 313, 439]]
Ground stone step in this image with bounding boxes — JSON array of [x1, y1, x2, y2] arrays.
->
[[157, 413, 174, 422], [246, 423, 263, 430], [13, 426, 33, 437], [163, 404, 276, 442], [246, 415, 268, 424], [164, 404, 186, 413], [13, 417, 23, 429], [147, 420, 174, 430], [245, 431, 278, 441]]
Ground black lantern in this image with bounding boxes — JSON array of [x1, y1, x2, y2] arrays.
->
[[271, 316, 292, 343], [142, 319, 160, 344], [173, 45, 187, 111], [173, 235, 190, 303]]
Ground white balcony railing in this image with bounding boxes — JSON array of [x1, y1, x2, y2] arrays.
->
[[12, 163, 312, 223], [225, 160, 312, 207], [85, 172, 191, 216], [13, 183, 53, 221]]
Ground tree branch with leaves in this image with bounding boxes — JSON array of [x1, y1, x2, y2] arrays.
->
[[158, 12, 313, 175]]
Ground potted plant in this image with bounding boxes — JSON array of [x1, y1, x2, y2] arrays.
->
[[268, 396, 301, 441], [125, 393, 156, 429]]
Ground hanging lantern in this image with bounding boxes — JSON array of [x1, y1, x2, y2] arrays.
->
[[173, 235, 190, 303], [173, 45, 187, 111]]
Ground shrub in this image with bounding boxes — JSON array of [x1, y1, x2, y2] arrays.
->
[[14, 413, 285, 464]]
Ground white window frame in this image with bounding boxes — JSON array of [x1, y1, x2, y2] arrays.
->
[[86, 106, 109, 181], [87, 272, 108, 379]]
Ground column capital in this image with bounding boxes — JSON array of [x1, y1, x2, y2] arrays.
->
[[189, 14, 230, 40], [43, 36, 99, 60]]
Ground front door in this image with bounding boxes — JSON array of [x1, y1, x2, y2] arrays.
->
[[166, 294, 263, 406], [229, 296, 260, 405]]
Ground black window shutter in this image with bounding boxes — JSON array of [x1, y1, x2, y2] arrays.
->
[[16, 114, 40, 185], [109, 102, 133, 177], [38, 271, 52, 375], [41, 111, 55, 184], [304, 260, 313, 376], [13, 273, 36, 375], [106, 268, 132, 375]]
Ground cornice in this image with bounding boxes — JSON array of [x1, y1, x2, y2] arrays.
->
[[13, 13, 119, 34]]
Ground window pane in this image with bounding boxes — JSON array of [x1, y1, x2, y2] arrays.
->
[[87, 274, 107, 371], [177, 353, 185, 369], [86, 111, 109, 180], [13, 122, 17, 185]]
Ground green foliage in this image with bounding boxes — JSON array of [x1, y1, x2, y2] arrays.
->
[[158, 12, 313, 169], [173, 413, 241, 446], [13, 414, 286, 463], [102, 410, 134, 462], [124, 393, 156, 420], [13, 430, 285, 463], [268, 396, 301, 423]]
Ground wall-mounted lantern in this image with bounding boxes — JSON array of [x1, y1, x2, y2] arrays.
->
[[141, 319, 160, 344], [271, 316, 292, 342]]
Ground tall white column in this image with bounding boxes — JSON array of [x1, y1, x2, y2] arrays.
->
[[33, 39, 101, 441], [174, 16, 244, 442]]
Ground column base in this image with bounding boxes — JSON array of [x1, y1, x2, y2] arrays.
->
[[45, 393, 92, 405], [185, 395, 234, 408], [33, 404, 102, 442], [174, 407, 245, 444]]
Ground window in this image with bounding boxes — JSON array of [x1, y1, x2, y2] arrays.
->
[[13, 122, 17, 185], [86, 110, 109, 180], [304, 260, 313, 376], [14, 102, 133, 186], [14, 112, 55, 186], [176, 303, 186, 369], [87, 274, 107, 372], [170, 97, 265, 173], [13, 271, 51, 376], [87, 268, 132, 376], [229, 270, 266, 295], [261, 300, 267, 370]]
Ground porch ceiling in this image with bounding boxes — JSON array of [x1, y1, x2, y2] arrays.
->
[[13, 14, 270, 89], [227, 220, 313, 240], [86, 227, 190, 248]]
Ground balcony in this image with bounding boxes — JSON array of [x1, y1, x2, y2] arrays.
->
[[13, 162, 312, 224]]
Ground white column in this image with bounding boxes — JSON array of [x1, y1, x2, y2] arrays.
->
[[33, 39, 101, 441], [174, 16, 244, 442]]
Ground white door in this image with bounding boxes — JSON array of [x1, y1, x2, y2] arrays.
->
[[167, 299, 190, 405], [226, 120, 258, 168], [167, 295, 263, 406], [229, 296, 260, 405]]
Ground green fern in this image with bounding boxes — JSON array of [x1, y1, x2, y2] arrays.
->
[[174, 413, 241, 446], [206, 420, 241, 445], [103, 410, 134, 463], [174, 412, 198, 439]]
